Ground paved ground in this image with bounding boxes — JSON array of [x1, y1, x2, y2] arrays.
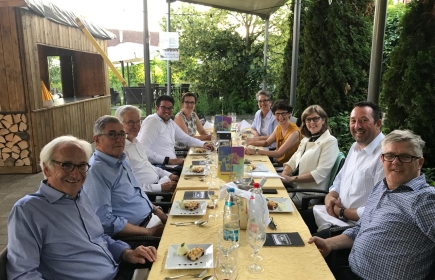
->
[[0, 173, 43, 251]]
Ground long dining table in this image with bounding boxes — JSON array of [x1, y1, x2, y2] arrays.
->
[[147, 146, 334, 279]]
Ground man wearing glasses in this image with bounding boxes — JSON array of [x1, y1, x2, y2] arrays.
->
[[138, 95, 213, 166], [83, 115, 166, 239], [309, 130, 435, 280], [7, 135, 157, 280], [115, 105, 179, 193], [301, 101, 385, 238]]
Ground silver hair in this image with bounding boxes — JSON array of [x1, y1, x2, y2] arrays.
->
[[382, 129, 425, 157], [39, 135, 93, 178], [115, 105, 142, 122], [93, 115, 121, 136], [255, 90, 272, 100]]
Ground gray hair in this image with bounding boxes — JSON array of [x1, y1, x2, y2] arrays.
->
[[39, 135, 93, 178], [115, 105, 141, 122], [93, 115, 121, 136], [382, 130, 425, 157], [255, 90, 272, 101]]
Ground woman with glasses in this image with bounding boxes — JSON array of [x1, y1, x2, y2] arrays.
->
[[280, 105, 339, 195], [174, 92, 211, 150], [245, 100, 302, 164], [250, 90, 277, 150]]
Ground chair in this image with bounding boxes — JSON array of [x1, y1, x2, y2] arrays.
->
[[110, 89, 122, 106], [287, 152, 346, 210], [0, 247, 7, 280], [124, 87, 144, 107], [326, 226, 354, 269]]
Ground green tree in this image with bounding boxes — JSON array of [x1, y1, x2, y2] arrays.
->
[[381, 0, 435, 167]]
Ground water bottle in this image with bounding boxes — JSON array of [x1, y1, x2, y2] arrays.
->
[[223, 187, 240, 242], [248, 182, 268, 226]]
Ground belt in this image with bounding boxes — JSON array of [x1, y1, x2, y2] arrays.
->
[[139, 212, 153, 227]]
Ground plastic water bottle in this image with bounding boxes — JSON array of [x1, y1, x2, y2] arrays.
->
[[248, 182, 268, 226], [223, 187, 240, 242]]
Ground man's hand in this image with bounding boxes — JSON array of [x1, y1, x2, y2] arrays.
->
[[123, 246, 158, 264], [161, 181, 177, 192], [308, 237, 331, 258], [325, 193, 342, 218], [244, 148, 255, 155], [169, 174, 179, 181], [168, 158, 184, 165], [146, 224, 165, 237], [204, 143, 214, 151]]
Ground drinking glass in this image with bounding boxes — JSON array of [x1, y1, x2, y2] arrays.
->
[[217, 228, 239, 258], [205, 160, 215, 187], [208, 184, 220, 219], [246, 217, 266, 273], [215, 252, 238, 280]]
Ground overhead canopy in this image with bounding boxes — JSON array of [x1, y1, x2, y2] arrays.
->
[[108, 42, 160, 67], [176, 0, 288, 18]]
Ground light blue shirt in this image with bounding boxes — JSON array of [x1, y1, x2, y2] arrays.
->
[[83, 150, 153, 236], [251, 109, 277, 149], [7, 181, 128, 280]]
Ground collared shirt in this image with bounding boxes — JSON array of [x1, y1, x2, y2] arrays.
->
[[137, 113, 205, 164], [125, 138, 172, 192], [7, 181, 129, 280], [330, 132, 385, 218], [344, 175, 435, 280], [83, 150, 153, 236], [251, 109, 277, 148]]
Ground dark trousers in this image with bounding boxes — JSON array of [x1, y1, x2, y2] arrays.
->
[[299, 209, 330, 239], [114, 261, 151, 280]]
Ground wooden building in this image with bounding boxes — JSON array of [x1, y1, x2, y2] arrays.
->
[[0, 1, 112, 173]]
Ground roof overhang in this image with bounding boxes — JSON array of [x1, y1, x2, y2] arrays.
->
[[176, 0, 288, 19], [0, 0, 26, 8]]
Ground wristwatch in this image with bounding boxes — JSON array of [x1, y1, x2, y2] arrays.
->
[[255, 148, 259, 155], [153, 206, 163, 214], [339, 208, 347, 221]]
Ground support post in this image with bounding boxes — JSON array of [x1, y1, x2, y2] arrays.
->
[[166, 0, 172, 95], [143, 0, 152, 115], [289, 0, 301, 107], [262, 17, 270, 90]]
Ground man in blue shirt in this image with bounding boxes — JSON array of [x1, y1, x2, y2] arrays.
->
[[7, 135, 157, 280], [83, 115, 167, 238], [309, 130, 435, 280]]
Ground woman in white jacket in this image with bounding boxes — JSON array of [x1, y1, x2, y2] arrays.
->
[[280, 105, 339, 194]]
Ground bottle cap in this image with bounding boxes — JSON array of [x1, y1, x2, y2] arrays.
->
[[228, 187, 235, 192], [253, 182, 260, 188]]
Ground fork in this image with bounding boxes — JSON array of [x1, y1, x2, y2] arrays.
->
[[164, 269, 207, 279]]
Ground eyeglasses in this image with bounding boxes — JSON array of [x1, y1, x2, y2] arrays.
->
[[183, 101, 196, 105], [52, 160, 90, 173], [123, 120, 141, 127], [381, 153, 420, 163], [159, 105, 174, 111], [98, 132, 127, 140], [257, 99, 270, 104], [305, 116, 322, 123], [274, 112, 288, 117]]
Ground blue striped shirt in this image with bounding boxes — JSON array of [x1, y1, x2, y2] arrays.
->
[[344, 174, 435, 280]]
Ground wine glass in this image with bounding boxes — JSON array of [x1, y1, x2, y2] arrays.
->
[[206, 160, 216, 187], [208, 183, 220, 219], [215, 252, 238, 280], [246, 217, 266, 273], [217, 228, 239, 258]]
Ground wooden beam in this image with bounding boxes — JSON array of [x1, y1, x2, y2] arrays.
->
[[0, 0, 26, 8]]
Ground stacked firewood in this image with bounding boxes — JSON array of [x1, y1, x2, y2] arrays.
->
[[0, 113, 31, 167]]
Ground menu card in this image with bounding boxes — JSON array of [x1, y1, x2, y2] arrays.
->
[[214, 116, 232, 132], [183, 191, 214, 200], [217, 146, 244, 182], [263, 232, 305, 247]]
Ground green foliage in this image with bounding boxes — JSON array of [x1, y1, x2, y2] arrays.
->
[[423, 168, 435, 187], [381, 0, 435, 167], [48, 56, 62, 92], [383, 4, 406, 73], [328, 111, 354, 155]]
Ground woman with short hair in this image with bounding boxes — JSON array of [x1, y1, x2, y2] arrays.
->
[[250, 90, 277, 149]]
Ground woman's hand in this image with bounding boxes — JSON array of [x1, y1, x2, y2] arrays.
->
[[281, 174, 295, 182], [244, 148, 255, 155]]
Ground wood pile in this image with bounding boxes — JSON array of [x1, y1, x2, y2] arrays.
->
[[0, 113, 31, 167]]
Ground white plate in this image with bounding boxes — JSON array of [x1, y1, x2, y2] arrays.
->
[[165, 243, 214, 269], [183, 166, 209, 176], [248, 163, 269, 172], [169, 201, 207, 216], [189, 148, 211, 155], [266, 197, 294, 213]]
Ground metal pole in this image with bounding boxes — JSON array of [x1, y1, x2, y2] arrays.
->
[[367, 0, 388, 104], [166, 0, 172, 96], [262, 17, 269, 90], [143, 0, 152, 115], [126, 63, 130, 87], [289, 0, 301, 107]]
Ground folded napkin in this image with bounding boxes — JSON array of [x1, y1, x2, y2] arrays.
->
[[220, 182, 271, 225], [237, 120, 251, 131], [203, 121, 213, 129], [247, 172, 285, 179]]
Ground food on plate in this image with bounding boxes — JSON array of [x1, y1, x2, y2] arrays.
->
[[267, 200, 279, 210], [193, 147, 207, 153], [185, 247, 205, 261], [241, 135, 248, 140], [250, 163, 256, 170], [177, 242, 189, 256], [278, 202, 286, 211], [181, 201, 200, 211], [189, 165, 205, 173]]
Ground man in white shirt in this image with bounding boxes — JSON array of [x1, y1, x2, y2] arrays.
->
[[300, 101, 385, 238], [115, 105, 179, 193], [138, 95, 213, 165]]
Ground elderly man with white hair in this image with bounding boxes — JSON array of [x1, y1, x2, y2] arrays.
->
[[7, 135, 157, 280]]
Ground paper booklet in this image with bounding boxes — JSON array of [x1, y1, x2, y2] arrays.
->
[[217, 146, 244, 182], [263, 232, 305, 247], [214, 115, 232, 132]]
